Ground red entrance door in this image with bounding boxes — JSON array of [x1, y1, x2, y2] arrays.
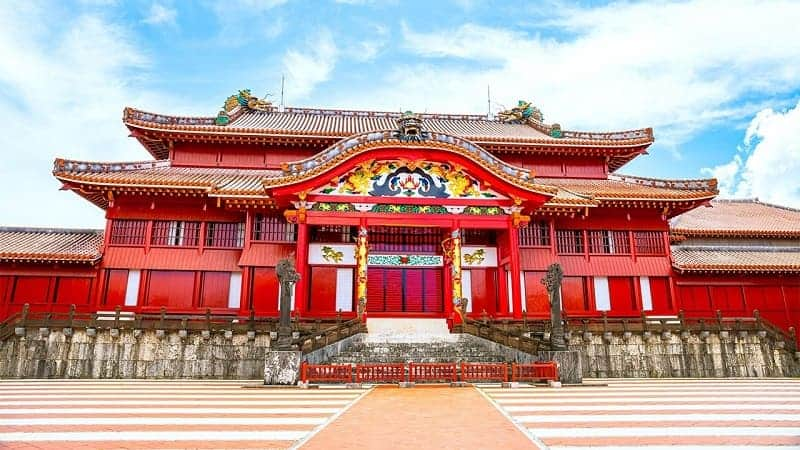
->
[[366, 267, 443, 313]]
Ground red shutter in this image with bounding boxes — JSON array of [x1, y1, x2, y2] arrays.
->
[[200, 272, 230, 309], [425, 268, 443, 313], [523, 271, 549, 316], [609, 277, 636, 313], [561, 277, 588, 313], [648, 277, 672, 312], [104, 269, 128, 307], [12, 277, 52, 305], [146, 271, 195, 309], [251, 268, 279, 314], [55, 278, 93, 306], [367, 268, 385, 312], [404, 269, 424, 312], [384, 269, 404, 312], [678, 285, 711, 315], [309, 266, 338, 314]]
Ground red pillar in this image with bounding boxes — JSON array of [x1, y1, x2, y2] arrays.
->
[[294, 222, 309, 316], [509, 223, 523, 319]]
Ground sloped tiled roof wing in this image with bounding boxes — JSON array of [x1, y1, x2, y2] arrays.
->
[[671, 199, 800, 238], [0, 227, 103, 264], [671, 247, 800, 273]]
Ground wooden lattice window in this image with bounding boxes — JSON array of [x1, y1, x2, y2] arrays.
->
[[151, 221, 200, 247], [518, 221, 550, 247], [634, 231, 665, 255], [109, 220, 147, 246], [369, 226, 441, 253], [462, 229, 497, 246], [588, 230, 630, 254], [206, 222, 244, 248], [310, 225, 354, 243], [252, 214, 296, 242], [556, 230, 584, 254]]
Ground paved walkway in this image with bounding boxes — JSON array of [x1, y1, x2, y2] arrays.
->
[[0, 380, 368, 449], [482, 378, 800, 449], [300, 385, 537, 449]]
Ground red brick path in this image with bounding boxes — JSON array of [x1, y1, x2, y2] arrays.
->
[[300, 385, 537, 449]]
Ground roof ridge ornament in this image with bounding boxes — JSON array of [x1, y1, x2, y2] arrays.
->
[[394, 111, 428, 142], [498, 100, 543, 124], [216, 89, 273, 126]]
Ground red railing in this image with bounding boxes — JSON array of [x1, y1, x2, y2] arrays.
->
[[297, 361, 558, 384], [356, 363, 406, 383], [408, 363, 457, 383], [460, 362, 508, 382], [300, 362, 352, 383], [511, 362, 559, 382]]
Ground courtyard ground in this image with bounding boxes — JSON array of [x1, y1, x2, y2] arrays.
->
[[0, 378, 799, 449]]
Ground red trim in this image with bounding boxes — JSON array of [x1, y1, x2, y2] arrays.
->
[[268, 147, 552, 207], [309, 194, 510, 207]]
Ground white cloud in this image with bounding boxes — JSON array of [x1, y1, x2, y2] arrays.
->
[[336, 1, 800, 153], [143, 2, 177, 26], [737, 102, 800, 207], [282, 30, 339, 100], [0, 5, 198, 228], [703, 101, 800, 207]]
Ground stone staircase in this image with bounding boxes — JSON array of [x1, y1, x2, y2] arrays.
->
[[325, 336, 519, 363], [322, 318, 532, 364]]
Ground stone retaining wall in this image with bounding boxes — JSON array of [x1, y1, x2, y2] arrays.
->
[[569, 330, 800, 378], [0, 327, 271, 379]]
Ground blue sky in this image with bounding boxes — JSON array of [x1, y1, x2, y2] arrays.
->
[[1, 0, 799, 228]]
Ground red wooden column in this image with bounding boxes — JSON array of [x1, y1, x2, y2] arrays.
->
[[295, 221, 309, 316], [508, 221, 523, 319]]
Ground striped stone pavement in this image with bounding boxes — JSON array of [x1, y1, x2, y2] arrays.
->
[[0, 380, 370, 449], [480, 378, 800, 449]]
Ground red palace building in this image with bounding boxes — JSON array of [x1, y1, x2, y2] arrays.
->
[[0, 92, 798, 341]]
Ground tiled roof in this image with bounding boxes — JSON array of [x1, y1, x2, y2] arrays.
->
[[671, 247, 800, 273], [123, 106, 655, 147], [538, 174, 718, 204], [54, 159, 278, 197], [671, 199, 800, 238], [0, 227, 103, 264], [55, 158, 717, 212]]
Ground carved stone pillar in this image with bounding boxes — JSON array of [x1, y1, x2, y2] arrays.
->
[[275, 257, 300, 350], [355, 226, 368, 320], [541, 263, 566, 351]]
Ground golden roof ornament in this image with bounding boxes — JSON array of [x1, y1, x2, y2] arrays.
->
[[216, 89, 273, 126], [498, 100, 543, 124]]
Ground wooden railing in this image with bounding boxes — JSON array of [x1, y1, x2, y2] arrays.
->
[[301, 361, 557, 384], [292, 317, 366, 354], [454, 317, 543, 354], [0, 304, 361, 347], [456, 309, 797, 354]]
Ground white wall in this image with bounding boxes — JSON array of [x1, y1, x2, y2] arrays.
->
[[124, 270, 140, 307], [593, 276, 611, 311], [335, 268, 354, 312], [227, 272, 242, 309]]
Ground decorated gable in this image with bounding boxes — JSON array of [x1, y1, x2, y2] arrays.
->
[[313, 160, 507, 200]]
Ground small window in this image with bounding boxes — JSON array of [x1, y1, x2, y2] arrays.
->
[[206, 222, 244, 248], [252, 214, 297, 242], [109, 220, 147, 246], [634, 231, 665, 255], [588, 230, 630, 254], [556, 230, 584, 254], [518, 221, 550, 247], [151, 221, 200, 247]]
